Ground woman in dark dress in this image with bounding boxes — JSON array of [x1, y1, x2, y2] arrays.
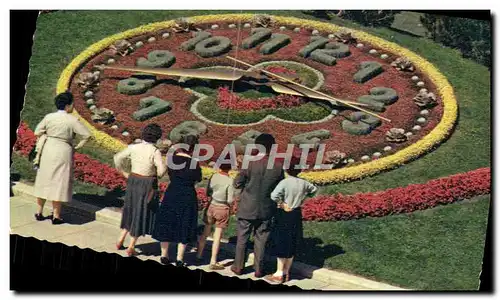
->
[[153, 135, 202, 267]]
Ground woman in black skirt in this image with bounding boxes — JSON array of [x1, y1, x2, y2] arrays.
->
[[267, 165, 318, 283], [153, 135, 202, 267], [114, 124, 167, 256]]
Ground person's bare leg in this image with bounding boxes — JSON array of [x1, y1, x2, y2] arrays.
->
[[273, 258, 285, 277], [128, 236, 138, 251], [210, 227, 223, 265], [160, 242, 170, 259], [283, 257, 294, 278], [36, 198, 46, 215], [52, 201, 62, 219], [117, 229, 128, 247], [197, 225, 212, 259], [177, 243, 187, 262]]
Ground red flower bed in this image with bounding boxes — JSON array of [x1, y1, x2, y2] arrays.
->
[[217, 86, 303, 111], [264, 66, 297, 75], [15, 123, 128, 191], [14, 122, 490, 220], [301, 167, 491, 221]]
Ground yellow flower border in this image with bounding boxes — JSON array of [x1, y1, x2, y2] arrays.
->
[[56, 14, 458, 185]]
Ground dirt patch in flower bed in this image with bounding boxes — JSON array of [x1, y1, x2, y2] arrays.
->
[[69, 23, 443, 168]]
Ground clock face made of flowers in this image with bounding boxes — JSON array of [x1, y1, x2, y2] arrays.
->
[[61, 14, 457, 184]]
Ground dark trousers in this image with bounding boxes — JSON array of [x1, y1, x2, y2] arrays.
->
[[233, 218, 272, 273]]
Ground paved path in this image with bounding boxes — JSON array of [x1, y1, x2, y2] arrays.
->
[[10, 195, 343, 291], [10, 186, 407, 291]]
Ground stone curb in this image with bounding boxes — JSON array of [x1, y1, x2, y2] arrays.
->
[[11, 181, 407, 290]]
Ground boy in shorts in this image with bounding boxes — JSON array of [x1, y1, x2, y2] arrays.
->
[[196, 162, 235, 270]]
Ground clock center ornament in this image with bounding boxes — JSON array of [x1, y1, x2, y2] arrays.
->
[[62, 14, 457, 185]]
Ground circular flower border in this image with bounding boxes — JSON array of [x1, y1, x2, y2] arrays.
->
[[56, 14, 458, 185]]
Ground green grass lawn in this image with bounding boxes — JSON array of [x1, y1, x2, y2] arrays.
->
[[11, 153, 490, 290], [211, 195, 490, 290], [20, 10, 490, 195], [13, 11, 491, 290]]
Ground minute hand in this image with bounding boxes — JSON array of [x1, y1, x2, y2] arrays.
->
[[269, 83, 371, 107], [226, 56, 391, 123]]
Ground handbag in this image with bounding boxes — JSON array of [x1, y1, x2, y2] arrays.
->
[[147, 178, 160, 212], [147, 148, 163, 212], [29, 134, 48, 170], [28, 145, 37, 163]]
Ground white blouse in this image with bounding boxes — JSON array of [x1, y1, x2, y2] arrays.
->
[[114, 142, 167, 178]]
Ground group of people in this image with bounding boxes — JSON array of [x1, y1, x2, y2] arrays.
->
[[32, 92, 318, 284]]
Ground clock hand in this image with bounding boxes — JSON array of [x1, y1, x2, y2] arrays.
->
[[227, 56, 391, 123], [268, 82, 372, 108], [103, 65, 253, 81], [103, 65, 300, 82], [243, 79, 371, 108], [104, 65, 372, 109]]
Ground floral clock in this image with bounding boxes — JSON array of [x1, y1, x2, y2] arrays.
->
[[59, 14, 458, 184]]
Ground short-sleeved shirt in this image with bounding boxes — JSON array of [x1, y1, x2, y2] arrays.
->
[[270, 176, 318, 210], [114, 142, 167, 177]]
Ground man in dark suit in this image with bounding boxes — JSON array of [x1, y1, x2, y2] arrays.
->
[[230, 133, 285, 278]]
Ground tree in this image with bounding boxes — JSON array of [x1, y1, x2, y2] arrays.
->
[[420, 14, 491, 68], [302, 10, 400, 27]]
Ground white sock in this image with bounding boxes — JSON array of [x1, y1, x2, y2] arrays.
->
[[273, 271, 284, 277]]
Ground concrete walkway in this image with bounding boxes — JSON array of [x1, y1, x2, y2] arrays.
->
[[10, 182, 407, 291]]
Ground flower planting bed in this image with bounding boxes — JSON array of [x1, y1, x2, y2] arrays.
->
[[72, 27, 440, 159], [14, 122, 489, 222], [57, 14, 458, 185]]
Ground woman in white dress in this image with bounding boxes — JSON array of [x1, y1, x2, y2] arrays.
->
[[114, 124, 167, 256], [33, 92, 91, 224]]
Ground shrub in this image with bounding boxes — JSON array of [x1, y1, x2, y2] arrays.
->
[[132, 96, 172, 121], [290, 129, 331, 149], [420, 14, 491, 68], [169, 120, 207, 143], [340, 10, 400, 27], [342, 111, 381, 135], [299, 36, 329, 58], [260, 33, 291, 55], [353, 61, 384, 84], [241, 28, 272, 49], [194, 36, 232, 58], [303, 10, 400, 27], [310, 49, 337, 66], [117, 76, 156, 95], [136, 50, 176, 68], [180, 31, 211, 51]]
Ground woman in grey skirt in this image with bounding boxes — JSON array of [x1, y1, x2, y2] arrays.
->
[[114, 124, 167, 256]]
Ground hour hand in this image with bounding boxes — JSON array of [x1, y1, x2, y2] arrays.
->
[[103, 65, 253, 81], [269, 82, 371, 108]]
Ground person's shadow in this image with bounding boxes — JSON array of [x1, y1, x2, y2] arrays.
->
[[295, 237, 345, 268], [135, 241, 160, 256], [224, 234, 345, 276], [72, 188, 125, 209]]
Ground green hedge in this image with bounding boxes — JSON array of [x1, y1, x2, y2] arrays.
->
[[420, 14, 491, 68]]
